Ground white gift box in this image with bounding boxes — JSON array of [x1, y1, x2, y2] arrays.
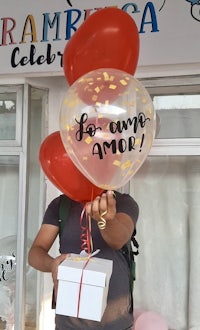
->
[[56, 254, 113, 322]]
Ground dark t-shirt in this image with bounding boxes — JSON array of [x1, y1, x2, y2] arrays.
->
[[43, 191, 139, 330]]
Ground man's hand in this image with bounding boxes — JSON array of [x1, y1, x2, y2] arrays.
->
[[51, 254, 69, 300], [85, 191, 116, 224], [85, 191, 134, 249]]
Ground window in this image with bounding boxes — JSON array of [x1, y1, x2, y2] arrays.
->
[[142, 78, 200, 155], [0, 86, 23, 146], [0, 84, 48, 330], [154, 94, 200, 139], [131, 76, 200, 330]]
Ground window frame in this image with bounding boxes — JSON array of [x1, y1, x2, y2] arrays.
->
[[0, 85, 23, 148], [142, 76, 200, 156]]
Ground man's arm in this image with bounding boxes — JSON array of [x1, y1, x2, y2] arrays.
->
[[28, 224, 68, 298], [85, 190, 135, 250]]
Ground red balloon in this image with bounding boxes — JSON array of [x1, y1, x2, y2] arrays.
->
[[39, 131, 103, 203], [63, 7, 140, 85]]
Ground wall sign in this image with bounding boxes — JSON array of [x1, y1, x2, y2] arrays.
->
[[0, 0, 200, 75]]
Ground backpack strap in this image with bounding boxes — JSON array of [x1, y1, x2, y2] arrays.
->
[[121, 228, 139, 313]]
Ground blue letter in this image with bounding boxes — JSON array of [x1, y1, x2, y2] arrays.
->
[[140, 2, 159, 33], [64, 9, 82, 40], [42, 12, 62, 42], [122, 3, 140, 13]]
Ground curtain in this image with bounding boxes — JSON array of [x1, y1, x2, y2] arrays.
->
[[131, 156, 200, 330]]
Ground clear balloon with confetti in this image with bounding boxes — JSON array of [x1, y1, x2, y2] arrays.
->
[[60, 68, 156, 190]]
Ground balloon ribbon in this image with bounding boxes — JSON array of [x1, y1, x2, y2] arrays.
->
[[80, 206, 93, 255]]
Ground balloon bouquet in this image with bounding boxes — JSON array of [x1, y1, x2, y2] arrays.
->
[[40, 7, 156, 196], [39, 8, 156, 252]]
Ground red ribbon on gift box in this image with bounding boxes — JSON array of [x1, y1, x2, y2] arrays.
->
[[76, 255, 92, 318]]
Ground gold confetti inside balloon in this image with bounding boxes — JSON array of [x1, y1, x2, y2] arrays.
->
[[60, 68, 156, 190]]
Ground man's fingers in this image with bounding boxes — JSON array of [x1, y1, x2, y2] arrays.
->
[[85, 192, 116, 222]]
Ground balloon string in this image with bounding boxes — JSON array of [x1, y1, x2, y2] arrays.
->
[[80, 206, 93, 254], [88, 215, 93, 253]]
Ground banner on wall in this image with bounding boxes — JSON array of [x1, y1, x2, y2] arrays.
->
[[0, 0, 200, 75]]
